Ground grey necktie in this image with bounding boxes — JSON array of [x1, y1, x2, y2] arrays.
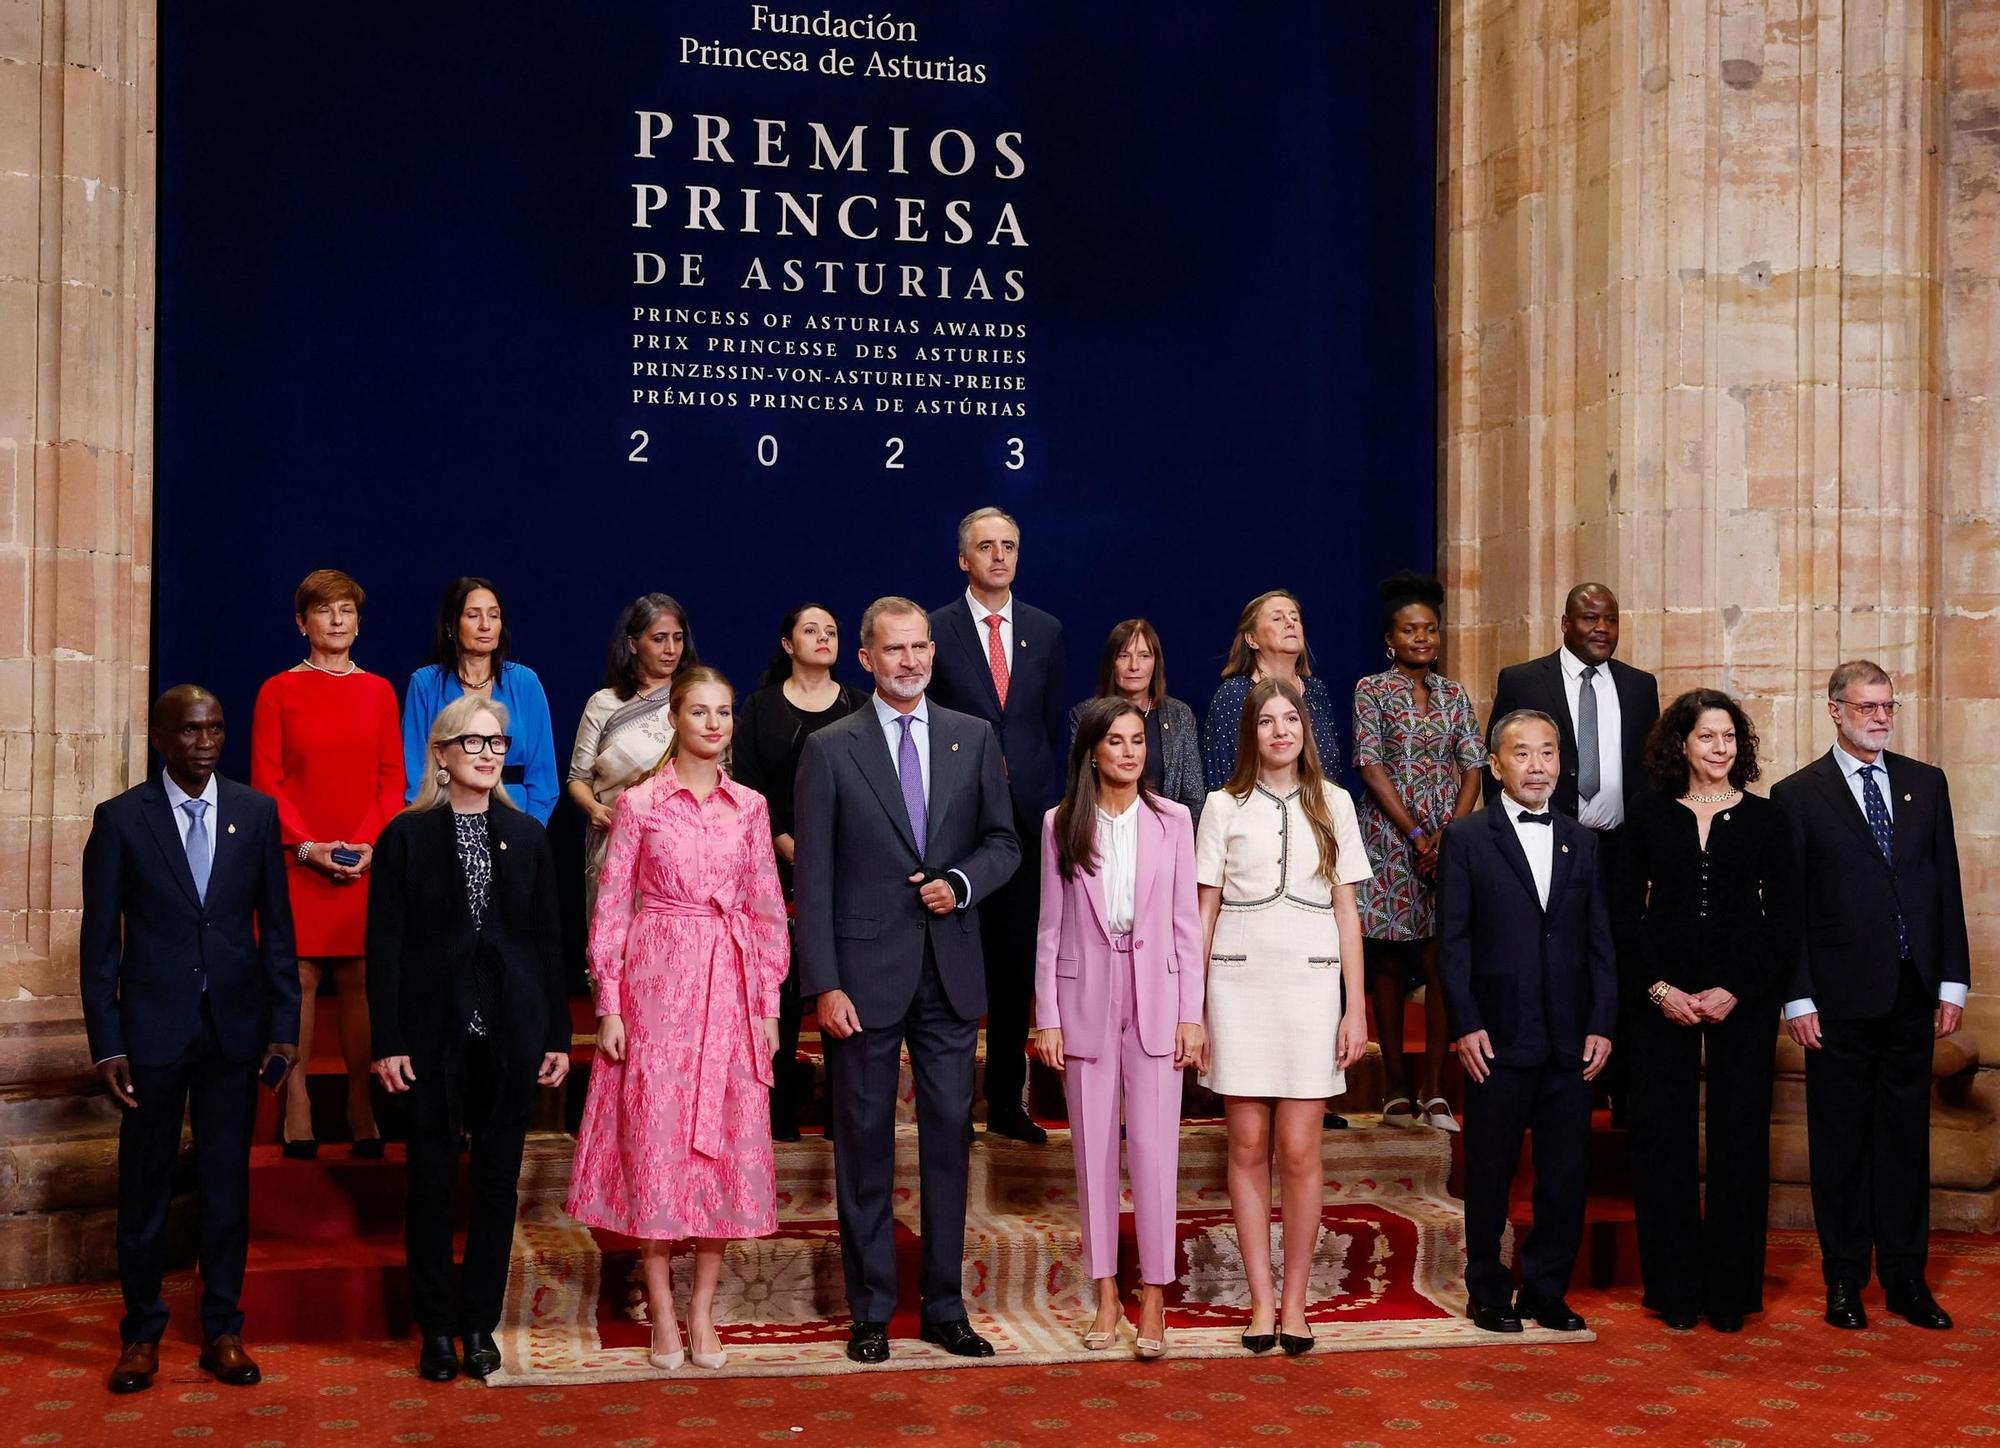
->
[[1576, 665, 1601, 802], [182, 798, 211, 901]]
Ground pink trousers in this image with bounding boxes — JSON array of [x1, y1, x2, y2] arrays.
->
[[1061, 936, 1184, 1284]]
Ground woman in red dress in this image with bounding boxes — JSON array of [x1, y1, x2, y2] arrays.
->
[[251, 569, 407, 1157]]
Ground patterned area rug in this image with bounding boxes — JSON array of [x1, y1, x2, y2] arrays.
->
[[489, 1124, 1590, 1382]]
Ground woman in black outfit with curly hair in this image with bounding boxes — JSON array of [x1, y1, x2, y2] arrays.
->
[[1614, 689, 1796, 1333]]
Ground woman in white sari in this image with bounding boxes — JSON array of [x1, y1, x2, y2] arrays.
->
[[567, 594, 695, 920]]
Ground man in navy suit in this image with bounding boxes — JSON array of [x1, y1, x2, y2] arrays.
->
[[927, 507, 1066, 1144], [1440, 709, 1616, 1334], [795, 598, 1022, 1362], [1776, 661, 1969, 1332], [79, 686, 300, 1394]]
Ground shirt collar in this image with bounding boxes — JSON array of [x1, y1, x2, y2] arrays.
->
[[1558, 646, 1602, 680], [1833, 745, 1885, 782], [967, 588, 1013, 626], [872, 693, 929, 730], [162, 772, 219, 812], [656, 757, 744, 804], [1504, 792, 1551, 820]]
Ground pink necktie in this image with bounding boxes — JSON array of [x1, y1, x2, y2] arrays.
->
[[985, 614, 1010, 710]]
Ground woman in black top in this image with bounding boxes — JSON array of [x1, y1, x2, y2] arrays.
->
[[1614, 689, 1796, 1334], [367, 694, 571, 1383], [731, 603, 866, 1139]]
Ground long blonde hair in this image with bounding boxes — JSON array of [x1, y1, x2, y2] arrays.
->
[[647, 665, 735, 778], [408, 694, 517, 812], [1223, 676, 1343, 886]]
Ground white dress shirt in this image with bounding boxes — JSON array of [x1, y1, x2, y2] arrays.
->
[[966, 588, 1014, 668], [870, 692, 972, 908], [1502, 794, 1555, 908], [162, 771, 219, 879], [1559, 646, 1625, 831], [1783, 746, 1967, 1019], [1097, 802, 1140, 933]]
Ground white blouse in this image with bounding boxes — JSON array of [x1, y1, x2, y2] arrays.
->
[[1195, 782, 1372, 908], [1097, 803, 1141, 933]]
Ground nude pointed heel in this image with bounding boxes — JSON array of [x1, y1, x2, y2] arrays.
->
[[649, 1320, 685, 1372], [689, 1324, 728, 1370]]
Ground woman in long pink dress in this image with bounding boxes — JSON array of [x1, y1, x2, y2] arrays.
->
[[565, 666, 787, 1372]]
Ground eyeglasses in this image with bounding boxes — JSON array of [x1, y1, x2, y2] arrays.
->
[[1837, 699, 1899, 718], [450, 733, 513, 755]]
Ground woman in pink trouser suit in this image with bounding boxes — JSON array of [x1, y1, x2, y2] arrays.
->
[[1033, 698, 1206, 1360]]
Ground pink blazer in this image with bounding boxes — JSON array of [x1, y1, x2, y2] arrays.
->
[[1032, 798, 1205, 1060]]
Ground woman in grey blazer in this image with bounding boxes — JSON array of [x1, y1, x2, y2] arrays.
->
[[1068, 620, 1207, 822]]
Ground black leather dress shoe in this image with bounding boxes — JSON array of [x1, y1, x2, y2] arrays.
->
[[1660, 1310, 1701, 1331], [985, 1111, 1048, 1145], [460, 1331, 502, 1379], [1470, 1302, 1523, 1333], [418, 1335, 459, 1382], [1323, 1113, 1349, 1130], [1707, 1311, 1744, 1333], [847, 1321, 890, 1364], [920, 1319, 995, 1357], [1884, 1282, 1952, 1330], [1825, 1282, 1867, 1330], [1515, 1293, 1586, 1332]]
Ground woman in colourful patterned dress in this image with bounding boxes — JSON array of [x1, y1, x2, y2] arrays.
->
[[1351, 573, 1486, 1132], [565, 667, 788, 1373]]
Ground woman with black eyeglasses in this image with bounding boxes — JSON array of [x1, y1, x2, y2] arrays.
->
[[367, 694, 571, 1384]]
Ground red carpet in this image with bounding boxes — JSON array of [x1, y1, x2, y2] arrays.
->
[[3, 1230, 1996, 1446]]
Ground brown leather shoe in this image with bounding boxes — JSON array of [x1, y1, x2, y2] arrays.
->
[[107, 1340, 158, 1394], [197, 1333, 262, 1386]]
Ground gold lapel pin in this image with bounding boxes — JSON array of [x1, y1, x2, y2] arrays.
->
[[226, 823, 237, 834], [951, 742, 960, 752]]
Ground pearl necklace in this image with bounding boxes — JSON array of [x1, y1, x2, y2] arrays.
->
[[1684, 788, 1739, 804], [301, 657, 357, 677]]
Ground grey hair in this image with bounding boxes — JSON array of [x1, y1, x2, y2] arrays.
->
[[1488, 707, 1561, 754], [956, 505, 1021, 557], [1828, 659, 1892, 700], [859, 595, 929, 651]]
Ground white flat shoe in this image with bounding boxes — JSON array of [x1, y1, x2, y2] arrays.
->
[[1421, 1097, 1460, 1132], [1382, 1096, 1418, 1129]]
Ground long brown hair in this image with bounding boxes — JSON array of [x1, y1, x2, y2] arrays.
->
[[1053, 697, 1160, 883], [1219, 589, 1312, 680], [1223, 676, 1343, 886], [1094, 618, 1165, 707], [653, 665, 735, 774]]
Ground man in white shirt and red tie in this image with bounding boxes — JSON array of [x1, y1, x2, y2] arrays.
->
[[928, 507, 1068, 1143], [1774, 661, 1970, 1332]]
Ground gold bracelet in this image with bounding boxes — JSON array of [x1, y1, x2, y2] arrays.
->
[[1648, 980, 1671, 1006]]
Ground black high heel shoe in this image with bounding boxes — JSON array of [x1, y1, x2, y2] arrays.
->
[[281, 1135, 318, 1160], [350, 1136, 385, 1160], [1279, 1330, 1315, 1356], [1240, 1330, 1276, 1353]]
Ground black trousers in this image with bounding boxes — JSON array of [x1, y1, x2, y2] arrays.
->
[[117, 999, 258, 1345], [404, 1037, 529, 1338], [1627, 1000, 1774, 1315], [826, 943, 977, 1325], [1805, 961, 1935, 1291], [977, 814, 1039, 1118], [771, 924, 805, 1136], [1461, 1056, 1592, 1310]]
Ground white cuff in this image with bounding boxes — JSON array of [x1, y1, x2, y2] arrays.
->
[[1939, 982, 1969, 1008], [948, 868, 973, 909], [1782, 997, 1817, 1021]]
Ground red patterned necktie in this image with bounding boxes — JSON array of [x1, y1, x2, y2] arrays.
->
[[984, 614, 1010, 709]]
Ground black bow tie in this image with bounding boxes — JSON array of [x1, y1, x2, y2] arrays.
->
[[1516, 811, 1552, 826]]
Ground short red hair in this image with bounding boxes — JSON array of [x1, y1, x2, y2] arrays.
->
[[295, 568, 364, 618]]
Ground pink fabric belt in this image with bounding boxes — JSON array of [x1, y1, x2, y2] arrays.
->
[[639, 893, 772, 1158], [1108, 932, 1134, 952]]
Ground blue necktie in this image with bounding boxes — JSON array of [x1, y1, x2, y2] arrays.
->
[[896, 715, 928, 857], [1858, 764, 1908, 958], [182, 798, 211, 902]]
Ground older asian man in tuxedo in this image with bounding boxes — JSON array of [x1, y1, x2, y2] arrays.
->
[[1775, 661, 1970, 1332], [795, 597, 1023, 1363], [1441, 709, 1616, 1334], [79, 686, 300, 1394], [927, 506, 1067, 1144]]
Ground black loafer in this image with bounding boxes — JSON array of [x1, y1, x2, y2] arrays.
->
[[1661, 1310, 1700, 1331], [984, 1112, 1048, 1145], [1825, 1282, 1867, 1330], [1323, 1113, 1348, 1130], [1515, 1293, 1586, 1332], [1708, 1310, 1744, 1333], [460, 1330, 501, 1379], [847, 1321, 890, 1364], [1884, 1282, 1952, 1330], [418, 1335, 459, 1382], [919, 1318, 994, 1357], [1470, 1303, 1523, 1333]]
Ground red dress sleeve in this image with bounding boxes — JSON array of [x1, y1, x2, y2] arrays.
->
[[251, 674, 315, 848]]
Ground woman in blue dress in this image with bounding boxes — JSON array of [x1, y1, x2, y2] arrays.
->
[[402, 577, 559, 823], [1202, 589, 1343, 790]]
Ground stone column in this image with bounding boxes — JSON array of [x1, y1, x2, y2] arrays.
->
[[1443, 0, 1998, 1228], [0, 0, 160, 1285]]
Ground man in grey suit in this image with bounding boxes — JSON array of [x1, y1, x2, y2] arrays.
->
[[795, 596, 1023, 1363]]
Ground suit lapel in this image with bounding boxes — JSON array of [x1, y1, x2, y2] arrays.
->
[[1547, 814, 1579, 905], [943, 603, 1003, 717], [143, 781, 203, 907], [1811, 751, 1885, 861], [1486, 803, 1543, 912], [925, 711, 960, 853], [1886, 751, 1919, 867], [849, 714, 921, 858], [210, 778, 242, 896], [1132, 802, 1164, 925]]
